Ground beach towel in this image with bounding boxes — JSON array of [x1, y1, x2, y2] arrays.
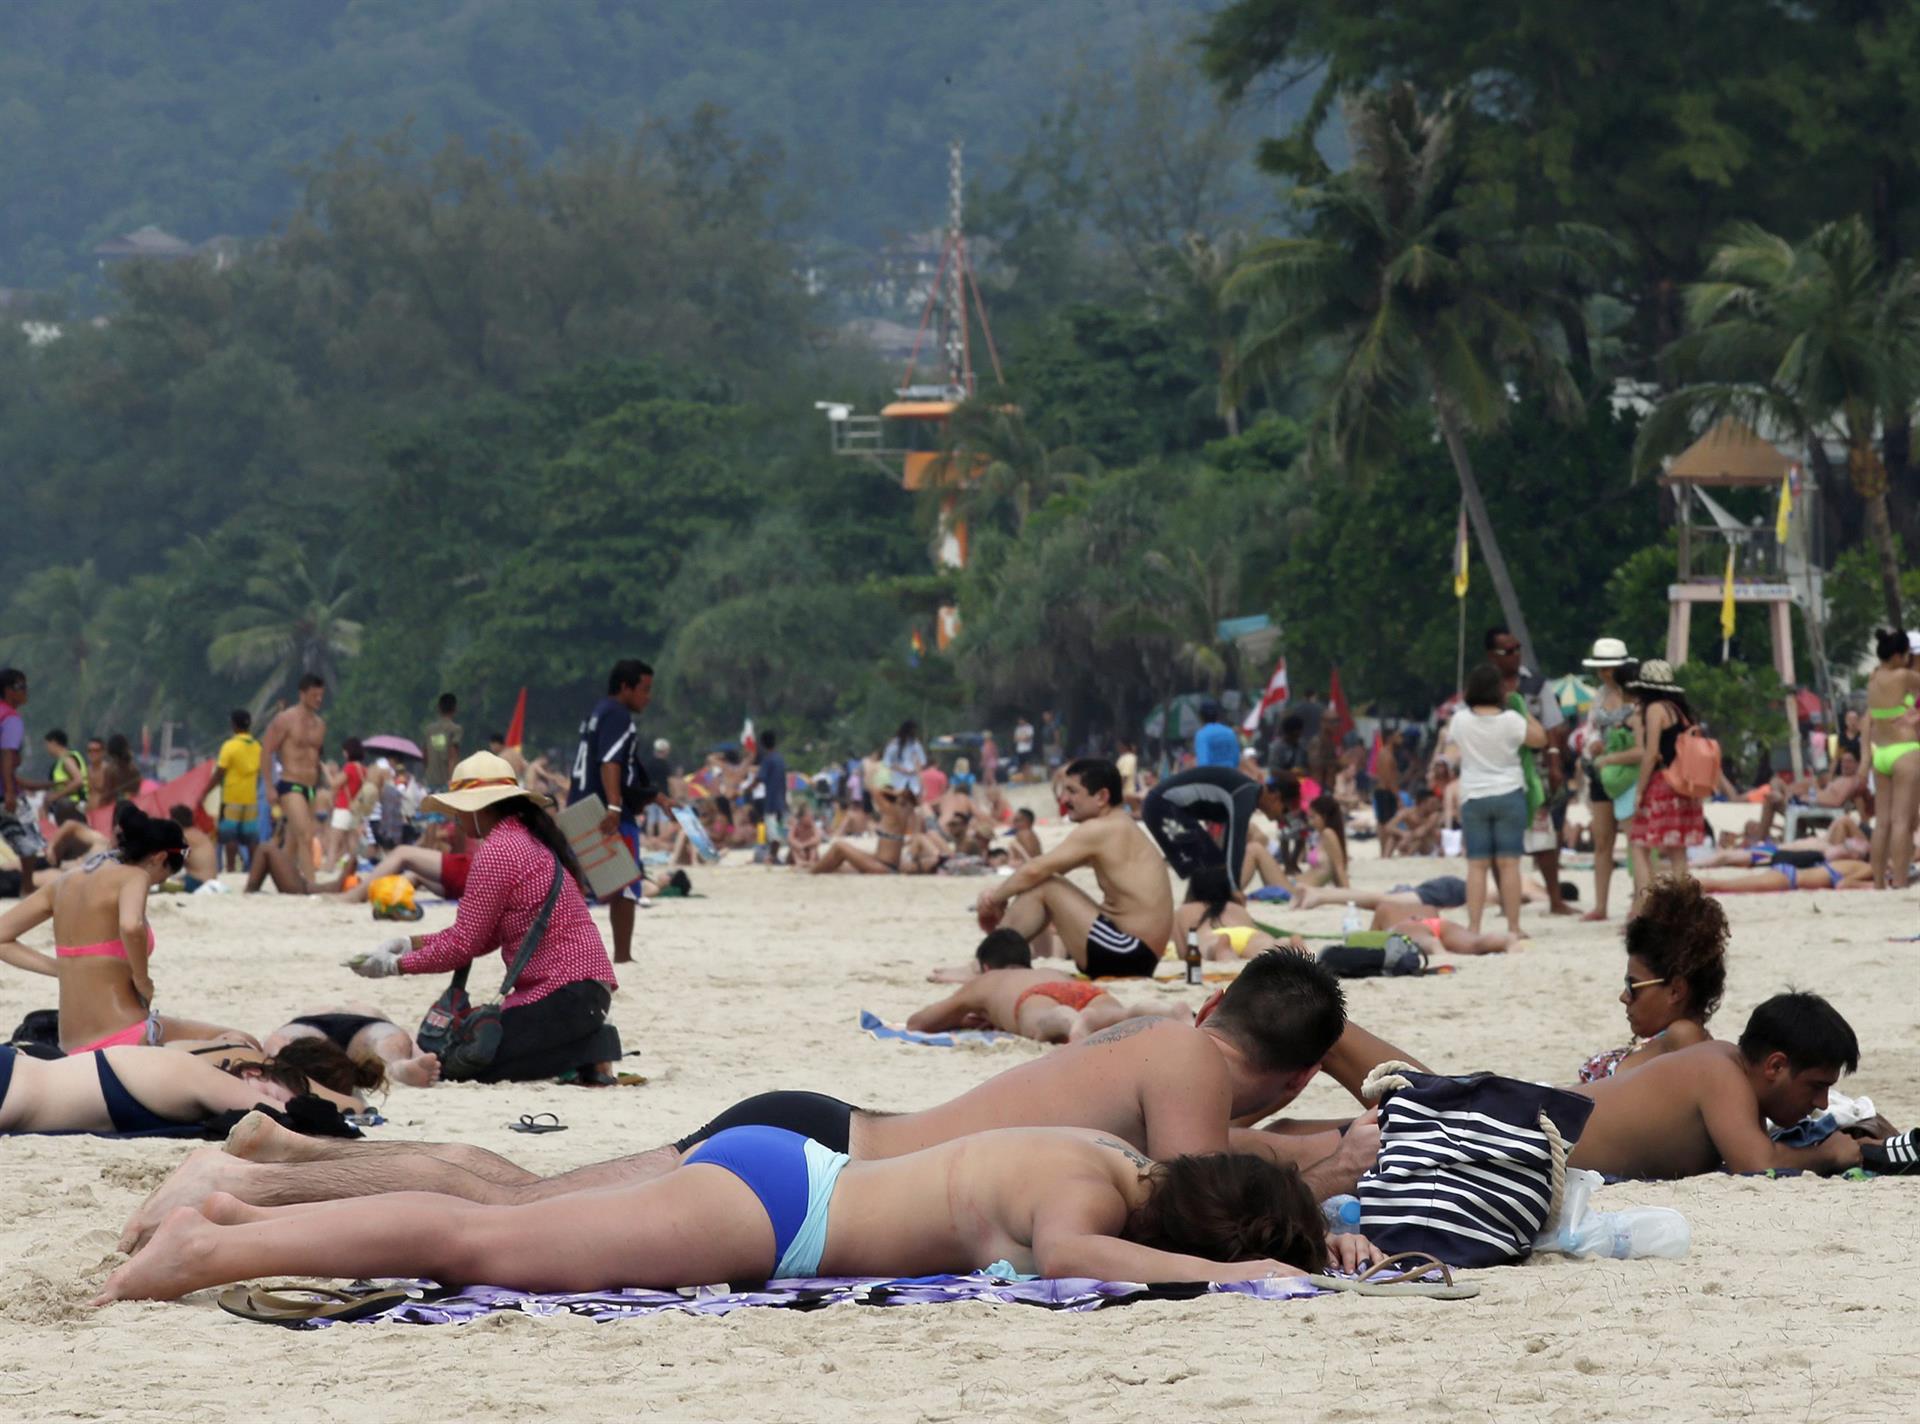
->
[[242, 1268, 1329, 1329], [858, 1010, 1017, 1047], [1356, 1064, 1595, 1268], [672, 806, 721, 864]]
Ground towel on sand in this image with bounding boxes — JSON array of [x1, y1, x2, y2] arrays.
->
[[858, 1010, 1016, 1047]]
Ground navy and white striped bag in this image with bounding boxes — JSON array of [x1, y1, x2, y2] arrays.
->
[[1355, 1064, 1597, 1268]]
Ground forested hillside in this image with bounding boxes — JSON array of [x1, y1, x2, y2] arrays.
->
[[0, 0, 1237, 287]]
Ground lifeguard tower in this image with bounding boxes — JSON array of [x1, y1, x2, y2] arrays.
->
[[1659, 416, 1825, 773], [820, 140, 1005, 582]]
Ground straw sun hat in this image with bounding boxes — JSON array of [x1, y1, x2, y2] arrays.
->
[[1626, 659, 1685, 694], [1581, 637, 1631, 668], [420, 751, 548, 815]]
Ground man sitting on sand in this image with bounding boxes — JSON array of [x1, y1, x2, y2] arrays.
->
[[976, 758, 1174, 977], [120, 951, 1390, 1245], [908, 929, 1190, 1044]]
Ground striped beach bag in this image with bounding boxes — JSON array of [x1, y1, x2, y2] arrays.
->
[[1354, 1063, 1597, 1268]]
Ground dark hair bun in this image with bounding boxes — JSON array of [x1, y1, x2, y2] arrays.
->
[[116, 806, 187, 863]]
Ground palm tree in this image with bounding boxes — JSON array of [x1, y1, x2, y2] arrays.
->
[[1227, 85, 1611, 670], [207, 548, 364, 714], [935, 401, 1100, 537], [1635, 217, 1920, 628], [0, 561, 112, 728]]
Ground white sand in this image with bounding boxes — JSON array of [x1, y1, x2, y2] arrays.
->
[[4, 808, 1919, 1422]]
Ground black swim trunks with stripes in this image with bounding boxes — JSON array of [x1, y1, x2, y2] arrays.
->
[[672, 1090, 861, 1154], [1083, 914, 1161, 977]]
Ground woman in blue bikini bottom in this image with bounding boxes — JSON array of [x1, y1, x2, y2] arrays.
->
[[96, 1125, 1342, 1304]]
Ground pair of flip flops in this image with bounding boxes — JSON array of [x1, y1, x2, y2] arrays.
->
[[217, 1282, 412, 1326], [1307, 1251, 1479, 1300]]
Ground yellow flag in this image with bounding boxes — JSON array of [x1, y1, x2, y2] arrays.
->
[[1453, 506, 1470, 599], [1720, 545, 1737, 642], [1775, 469, 1794, 544]]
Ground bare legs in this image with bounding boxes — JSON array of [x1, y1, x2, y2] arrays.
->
[[998, 879, 1101, 969], [808, 841, 899, 874], [98, 1165, 777, 1303], [117, 1113, 688, 1251], [1586, 798, 1618, 920], [1880, 753, 1920, 889]]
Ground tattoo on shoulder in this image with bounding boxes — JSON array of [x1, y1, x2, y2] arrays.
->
[[1081, 1016, 1169, 1047], [1093, 1135, 1154, 1171]]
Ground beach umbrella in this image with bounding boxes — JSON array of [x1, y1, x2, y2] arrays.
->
[[362, 734, 424, 759], [1145, 693, 1209, 740], [1548, 676, 1595, 717]]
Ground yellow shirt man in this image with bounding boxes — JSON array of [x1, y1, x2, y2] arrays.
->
[[217, 732, 262, 818]]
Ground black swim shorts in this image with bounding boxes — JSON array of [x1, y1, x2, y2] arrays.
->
[[673, 1090, 859, 1155], [1084, 914, 1161, 978]]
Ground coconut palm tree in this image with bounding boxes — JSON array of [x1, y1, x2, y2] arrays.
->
[[1227, 84, 1612, 670], [1635, 217, 1920, 628], [935, 401, 1100, 537], [207, 549, 364, 714], [0, 561, 113, 729]]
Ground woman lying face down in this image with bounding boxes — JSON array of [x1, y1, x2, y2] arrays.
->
[[96, 1126, 1348, 1304]]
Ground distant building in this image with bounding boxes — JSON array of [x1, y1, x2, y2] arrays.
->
[[92, 224, 200, 263]]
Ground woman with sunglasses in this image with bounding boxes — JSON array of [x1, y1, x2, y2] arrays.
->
[[1576, 877, 1727, 1083], [0, 807, 256, 1053]]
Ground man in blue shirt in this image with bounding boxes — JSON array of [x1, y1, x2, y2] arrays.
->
[[1193, 700, 1241, 769], [751, 730, 789, 867], [569, 658, 665, 963]]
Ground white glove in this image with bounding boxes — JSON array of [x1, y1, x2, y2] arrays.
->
[[345, 937, 410, 978]]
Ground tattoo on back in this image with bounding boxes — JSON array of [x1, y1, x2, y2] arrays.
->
[[1094, 1135, 1154, 1171], [1081, 1016, 1167, 1048]]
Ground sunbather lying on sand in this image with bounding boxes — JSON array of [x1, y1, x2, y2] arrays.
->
[[907, 930, 1189, 1043], [121, 952, 1396, 1247], [1692, 859, 1874, 893], [98, 1125, 1378, 1303]]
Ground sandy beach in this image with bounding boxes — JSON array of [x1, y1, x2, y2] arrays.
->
[[5, 802, 1918, 1424]]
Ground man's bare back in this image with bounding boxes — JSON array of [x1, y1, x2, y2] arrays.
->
[[853, 1017, 1231, 1159], [1569, 1041, 1857, 1179]]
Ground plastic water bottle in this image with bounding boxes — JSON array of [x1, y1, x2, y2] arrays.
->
[[1552, 1207, 1690, 1260], [1341, 901, 1363, 934], [1184, 927, 1204, 986], [1321, 1195, 1363, 1235]]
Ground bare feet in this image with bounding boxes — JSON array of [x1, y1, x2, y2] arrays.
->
[[117, 1148, 237, 1254], [94, 1206, 221, 1304], [224, 1109, 330, 1163], [1579, 909, 1609, 922], [386, 1053, 441, 1088]]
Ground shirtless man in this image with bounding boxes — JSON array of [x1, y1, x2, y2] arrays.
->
[[808, 784, 916, 874], [1008, 806, 1043, 861], [260, 674, 327, 882], [1567, 992, 1879, 1178], [908, 929, 1188, 1043], [101, 1126, 1366, 1304], [166, 808, 219, 890], [976, 758, 1174, 977], [120, 950, 1385, 1244]]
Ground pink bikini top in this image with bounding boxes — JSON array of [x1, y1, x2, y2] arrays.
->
[[56, 926, 156, 961]]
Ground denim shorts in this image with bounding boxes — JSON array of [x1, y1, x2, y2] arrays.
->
[[1460, 788, 1528, 860]]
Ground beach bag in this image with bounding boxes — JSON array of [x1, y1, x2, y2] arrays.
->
[[416, 857, 564, 1081], [1597, 725, 1639, 800], [1354, 1064, 1596, 1267], [1663, 725, 1721, 800]]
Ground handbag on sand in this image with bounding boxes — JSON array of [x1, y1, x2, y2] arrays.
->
[[417, 857, 564, 1080]]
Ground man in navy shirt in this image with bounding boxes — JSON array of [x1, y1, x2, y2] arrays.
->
[[569, 658, 665, 963], [751, 729, 789, 867]]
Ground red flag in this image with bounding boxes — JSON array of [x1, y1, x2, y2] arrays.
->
[[503, 687, 527, 752], [1327, 667, 1355, 742], [1241, 656, 1290, 733]]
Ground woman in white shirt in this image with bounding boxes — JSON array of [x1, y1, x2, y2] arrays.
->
[[882, 721, 928, 798], [1448, 662, 1546, 935]]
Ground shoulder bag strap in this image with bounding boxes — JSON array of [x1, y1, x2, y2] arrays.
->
[[496, 856, 566, 998]]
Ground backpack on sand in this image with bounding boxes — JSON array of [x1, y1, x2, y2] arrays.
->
[[1663, 725, 1722, 800]]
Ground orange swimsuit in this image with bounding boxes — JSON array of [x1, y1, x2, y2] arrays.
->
[[1013, 979, 1111, 1017]]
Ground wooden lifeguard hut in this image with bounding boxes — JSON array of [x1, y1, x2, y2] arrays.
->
[[820, 140, 1004, 586], [1659, 416, 1824, 771]]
